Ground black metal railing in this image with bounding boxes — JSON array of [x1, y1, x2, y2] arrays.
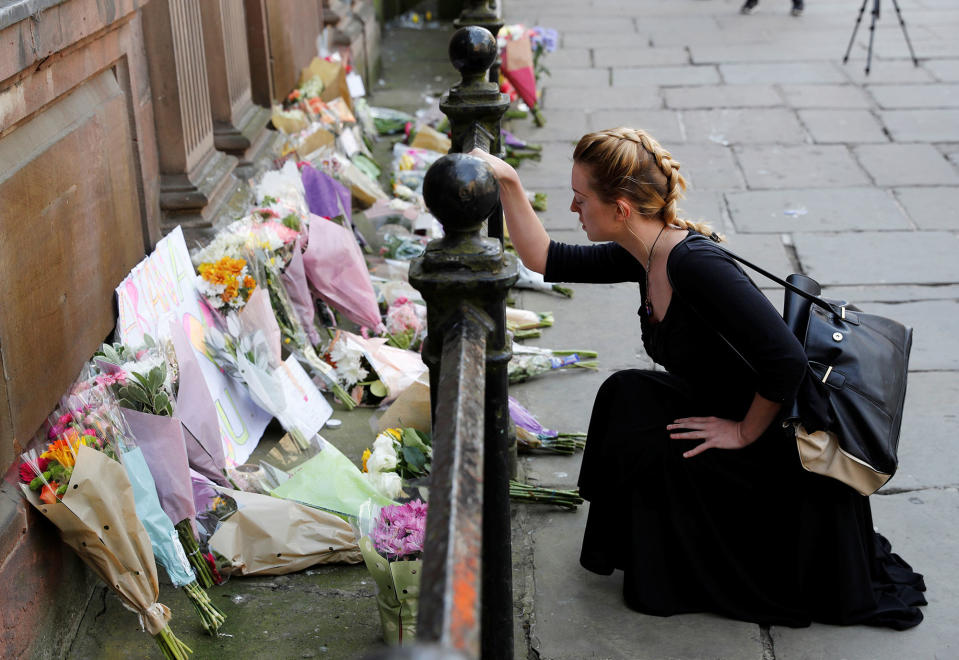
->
[[366, 21, 515, 660]]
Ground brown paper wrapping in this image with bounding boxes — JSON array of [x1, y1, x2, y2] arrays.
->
[[21, 445, 171, 635], [376, 374, 431, 433], [209, 488, 361, 575], [299, 58, 353, 111], [298, 127, 336, 159], [410, 125, 451, 154], [271, 105, 310, 134]]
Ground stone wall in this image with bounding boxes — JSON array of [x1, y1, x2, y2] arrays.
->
[[0, 0, 361, 655], [0, 1, 156, 655]]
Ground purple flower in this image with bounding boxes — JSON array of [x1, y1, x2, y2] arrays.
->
[[531, 26, 558, 53]]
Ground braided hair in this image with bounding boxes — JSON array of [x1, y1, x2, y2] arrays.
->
[[572, 127, 723, 241]]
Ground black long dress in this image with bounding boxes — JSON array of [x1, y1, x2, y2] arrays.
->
[[544, 233, 927, 629]]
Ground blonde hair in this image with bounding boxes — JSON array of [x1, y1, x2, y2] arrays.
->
[[572, 127, 722, 241]]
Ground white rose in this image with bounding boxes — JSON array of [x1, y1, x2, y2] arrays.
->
[[366, 447, 397, 474], [380, 472, 405, 499]]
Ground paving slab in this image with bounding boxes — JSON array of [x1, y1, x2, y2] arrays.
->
[[528, 505, 765, 660], [893, 186, 959, 230], [726, 187, 911, 233], [924, 58, 959, 83], [520, 109, 593, 143], [544, 47, 591, 69], [720, 61, 848, 84], [594, 46, 691, 68], [720, 233, 795, 288], [946, 145, 959, 172], [679, 191, 732, 235], [792, 231, 959, 285], [771, 489, 959, 660], [682, 108, 807, 145], [891, 371, 959, 492], [852, 143, 959, 186], [690, 42, 841, 64], [879, 109, 959, 142], [541, 15, 639, 34], [560, 31, 651, 50], [613, 65, 722, 87], [734, 144, 871, 189], [840, 59, 937, 85], [867, 83, 959, 109], [516, 142, 578, 189], [528, 186, 577, 232], [590, 109, 685, 144], [819, 284, 959, 304], [799, 108, 889, 143], [543, 86, 664, 111], [664, 84, 783, 109], [867, 299, 959, 371], [541, 67, 612, 88], [671, 143, 746, 191], [778, 83, 874, 109]]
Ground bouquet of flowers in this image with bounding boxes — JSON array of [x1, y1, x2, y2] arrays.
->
[[361, 427, 433, 500], [18, 403, 193, 658], [74, 385, 226, 635], [509, 396, 586, 455], [508, 345, 598, 383], [383, 297, 426, 351], [498, 25, 558, 127], [506, 307, 554, 340], [190, 478, 361, 578], [93, 340, 219, 590], [513, 260, 573, 298], [358, 500, 427, 645], [509, 481, 583, 510]]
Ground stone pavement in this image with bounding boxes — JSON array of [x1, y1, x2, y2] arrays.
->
[[503, 0, 959, 658]]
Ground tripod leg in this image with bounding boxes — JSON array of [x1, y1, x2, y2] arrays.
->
[[865, 0, 879, 75], [890, 0, 920, 67], [843, 0, 870, 64]]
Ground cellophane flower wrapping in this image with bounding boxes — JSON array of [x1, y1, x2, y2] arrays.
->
[[302, 213, 384, 331], [269, 440, 395, 519], [358, 500, 427, 645]]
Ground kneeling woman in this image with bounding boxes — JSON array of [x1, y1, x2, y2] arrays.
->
[[471, 128, 926, 629]]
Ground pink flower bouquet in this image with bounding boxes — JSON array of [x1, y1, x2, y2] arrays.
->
[[358, 500, 427, 645]]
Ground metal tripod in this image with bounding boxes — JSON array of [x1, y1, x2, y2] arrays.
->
[[842, 0, 919, 75]]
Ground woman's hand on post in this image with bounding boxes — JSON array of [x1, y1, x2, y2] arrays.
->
[[466, 147, 550, 273], [668, 416, 754, 458], [468, 148, 518, 185]]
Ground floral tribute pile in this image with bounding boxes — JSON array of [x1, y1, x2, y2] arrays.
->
[[10, 33, 595, 655]]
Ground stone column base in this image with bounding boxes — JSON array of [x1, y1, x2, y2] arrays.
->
[[159, 149, 244, 243], [213, 103, 278, 177]]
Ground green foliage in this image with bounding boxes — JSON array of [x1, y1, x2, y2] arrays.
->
[[117, 364, 174, 416], [396, 428, 432, 479], [281, 213, 301, 231]]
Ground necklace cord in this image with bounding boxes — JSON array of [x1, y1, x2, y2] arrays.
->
[[642, 223, 668, 317]]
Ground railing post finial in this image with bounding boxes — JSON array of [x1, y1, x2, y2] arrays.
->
[[441, 27, 509, 156]]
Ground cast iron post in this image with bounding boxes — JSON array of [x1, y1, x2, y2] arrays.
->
[[409, 153, 518, 659], [453, 2, 504, 85]]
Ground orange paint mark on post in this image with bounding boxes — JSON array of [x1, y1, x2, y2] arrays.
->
[[449, 554, 480, 651]]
